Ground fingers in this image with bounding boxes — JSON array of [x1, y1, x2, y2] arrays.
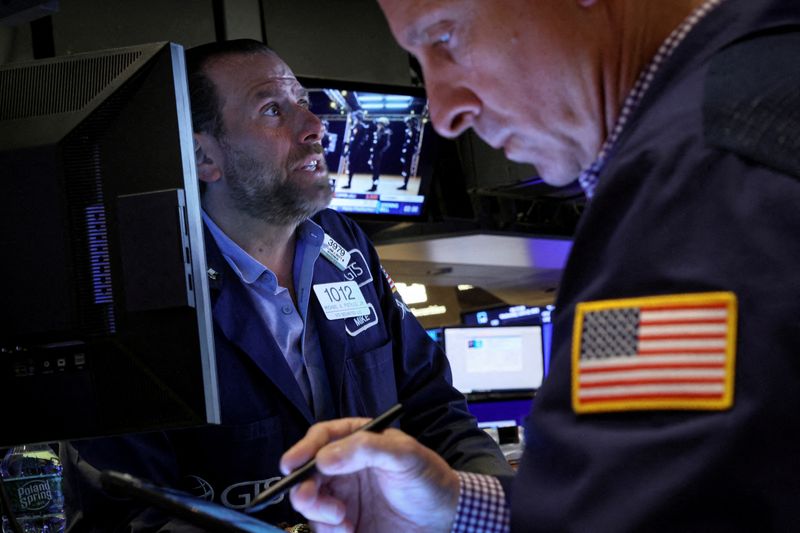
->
[[306, 522, 353, 533], [289, 476, 347, 527], [281, 418, 371, 474], [283, 419, 461, 531], [282, 418, 431, 480], [315, 428, 426, 476]]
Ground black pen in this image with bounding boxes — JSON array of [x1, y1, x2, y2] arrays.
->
[[245, 403, 404, 513]]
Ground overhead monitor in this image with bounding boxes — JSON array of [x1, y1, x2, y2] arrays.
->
[[0, 42, 219, 446], [299, 77, 438, 219], [443, 325, 544, 399], [462, 304, 555, 328]]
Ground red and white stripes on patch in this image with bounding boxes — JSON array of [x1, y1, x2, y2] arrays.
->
[[574, 295, 736, 412]]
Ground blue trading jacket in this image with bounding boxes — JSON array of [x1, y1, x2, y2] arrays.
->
[[63, 208, 510, 531], [511, 0, 800, 531]]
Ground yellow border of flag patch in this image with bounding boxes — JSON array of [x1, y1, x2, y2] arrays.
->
[[572, 292, 737, 414]]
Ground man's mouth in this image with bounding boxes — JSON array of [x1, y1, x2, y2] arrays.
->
[[295, 156, 326, 173], [300, 159, 320, 171]]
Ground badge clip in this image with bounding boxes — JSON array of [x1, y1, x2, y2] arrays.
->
[[321, 234, 351, 271]]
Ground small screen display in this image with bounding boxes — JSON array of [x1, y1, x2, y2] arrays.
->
[[443, 325, 544, 394]]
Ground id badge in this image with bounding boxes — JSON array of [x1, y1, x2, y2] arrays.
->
[[313, 281, 370, 320]]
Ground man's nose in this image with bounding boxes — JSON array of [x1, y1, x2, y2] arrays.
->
[[298, 106, 323, 144], [426, 76, 481, 139]]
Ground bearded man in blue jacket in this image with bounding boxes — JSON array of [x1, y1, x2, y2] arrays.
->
[[61, 39, 510, 531]]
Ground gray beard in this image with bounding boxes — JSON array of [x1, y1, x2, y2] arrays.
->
[[221, 141, 332, 226]]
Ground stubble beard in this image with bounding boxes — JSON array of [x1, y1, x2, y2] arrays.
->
[[221, 140, 333, 226]]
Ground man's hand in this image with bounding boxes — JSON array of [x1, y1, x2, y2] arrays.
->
[[281, 418, 460, 533]]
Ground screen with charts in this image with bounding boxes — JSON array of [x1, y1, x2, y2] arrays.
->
[[443, 325, 544, 397], [299, 77, 437, 219]]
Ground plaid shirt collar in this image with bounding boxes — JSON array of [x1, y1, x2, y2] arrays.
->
[[578, 0, 725, 198]]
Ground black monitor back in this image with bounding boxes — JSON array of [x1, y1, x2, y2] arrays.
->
[[0, 42, 219, 446]]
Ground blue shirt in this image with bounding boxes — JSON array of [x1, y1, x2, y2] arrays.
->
[[202, 211, 333, 419]]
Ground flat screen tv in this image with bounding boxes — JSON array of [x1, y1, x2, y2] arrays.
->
[[443, 325, 544, 400], [0, 42, 219, 446], [298, 77, 437, 219]]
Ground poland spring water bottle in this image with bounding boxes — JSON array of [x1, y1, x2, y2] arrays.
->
[[0, 444, 65, 533]]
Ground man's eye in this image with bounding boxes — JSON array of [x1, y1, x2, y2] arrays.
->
[[298, 99, 310, 109], [261, 104, 280, 117]]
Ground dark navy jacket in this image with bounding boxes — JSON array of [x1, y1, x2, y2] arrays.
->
[[63, 208, 509, 530], [511, 0, 800, 531]]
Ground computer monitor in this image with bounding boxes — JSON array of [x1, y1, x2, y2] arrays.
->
[[299, 77, 437, 219], [462, 304, 555, 376], [0, 42, 219, 447], [442, 325, 544, 399]]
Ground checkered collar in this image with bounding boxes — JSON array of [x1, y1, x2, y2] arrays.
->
[[578, 0, 725, 198]]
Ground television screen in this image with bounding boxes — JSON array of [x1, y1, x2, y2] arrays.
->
[[443, 325, 544, 398], [299, 78, 436, 218], [0, 42, 219, 446]]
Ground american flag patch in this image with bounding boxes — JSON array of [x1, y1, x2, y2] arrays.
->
[[572, 292, 737, 414], [380, 265, 397, 293]]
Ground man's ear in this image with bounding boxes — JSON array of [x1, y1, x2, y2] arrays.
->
[[194, 132, 223, 184]]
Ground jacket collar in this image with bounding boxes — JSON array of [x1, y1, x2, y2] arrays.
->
[[204, 224, 316, 424]]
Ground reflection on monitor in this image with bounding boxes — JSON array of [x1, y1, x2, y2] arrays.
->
[[0, 42, 218, 447], [300, 78, 436, 218], [443, 326, 544, 397]]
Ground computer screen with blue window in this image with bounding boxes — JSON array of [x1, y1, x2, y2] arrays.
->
[[455, 306, 556, 428], [462, 305, 555, 376], [443, 325, 544, 396]]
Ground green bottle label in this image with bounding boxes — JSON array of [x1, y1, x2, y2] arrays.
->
[[5, 474, 61, 513]]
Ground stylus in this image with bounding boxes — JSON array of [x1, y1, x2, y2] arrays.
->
[[245, 403, 404, 514]]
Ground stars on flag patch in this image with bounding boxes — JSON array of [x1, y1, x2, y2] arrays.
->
[[572, 292, 737, 414]]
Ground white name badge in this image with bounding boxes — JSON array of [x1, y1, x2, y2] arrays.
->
[[313, 281, 370, 320], [321, 234, 351, 271]]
